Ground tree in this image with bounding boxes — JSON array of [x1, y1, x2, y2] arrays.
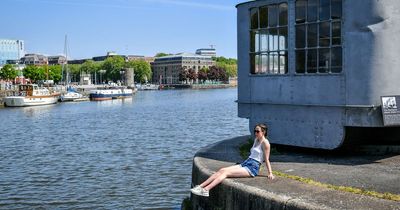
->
[[213, 56, 237, 77], [67, 64, 81, 83], [207, 66, 228, 82], [198, 67, 208, 83], [125, 60, 152, 83], [188, 68, 197, 83], [102, 56, 125, 82], [207, 66, 220, 82], [48, 65, 62, 83], [0, 64, 18, 81], [155, 52, 171, 57], [23, 65, 46, 82], [178, 68, 189, 83], [80, 60, 99, 74]]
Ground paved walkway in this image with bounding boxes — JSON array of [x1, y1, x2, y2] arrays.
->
[[192, 136, 400, 209]]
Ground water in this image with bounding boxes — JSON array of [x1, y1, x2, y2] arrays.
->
[[0, 88, 249, 209]]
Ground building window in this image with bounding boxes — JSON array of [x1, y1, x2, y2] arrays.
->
[[250, 3, 288, 75], [295, 0, 342, 74]]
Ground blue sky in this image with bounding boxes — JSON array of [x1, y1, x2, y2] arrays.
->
[[1, 0, 243, 59]]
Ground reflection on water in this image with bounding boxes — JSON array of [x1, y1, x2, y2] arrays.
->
[[0, 88, 249, 209]]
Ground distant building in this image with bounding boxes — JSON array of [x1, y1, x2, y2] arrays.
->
[[126, 55, 155, 64], [195, 48, 216, 57], [20, 53, 48, 65], [0, 39, 25, 65], [48, 55, 67, 65], [151, 52, 215, 84]]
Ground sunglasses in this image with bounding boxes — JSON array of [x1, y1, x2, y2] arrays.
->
[[254, 130, 261, 133]]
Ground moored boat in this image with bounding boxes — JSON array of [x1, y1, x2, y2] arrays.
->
[[3, 84, 60, 107], [60, 86, 86, 102], [89, 87, 133, 101], [136, 83, 160, 91]]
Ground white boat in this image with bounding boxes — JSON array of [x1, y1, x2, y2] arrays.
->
[[60, 86, 85, 102], [3, 84, 60, 107], [89, 87, 133, 101], [137, 83, 159, 90]]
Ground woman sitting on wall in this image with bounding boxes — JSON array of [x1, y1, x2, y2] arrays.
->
[[191, 123, 275, 197]]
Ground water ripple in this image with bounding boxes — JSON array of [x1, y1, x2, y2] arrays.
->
[[0, 88, 248, 209]]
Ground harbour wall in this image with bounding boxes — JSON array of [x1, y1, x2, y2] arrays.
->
[[191, 136, 399, 210]]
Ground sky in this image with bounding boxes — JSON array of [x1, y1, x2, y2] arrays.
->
[[0, 0, 244, 60]]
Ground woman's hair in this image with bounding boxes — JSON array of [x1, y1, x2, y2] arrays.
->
[[255, 123, 268, 137]]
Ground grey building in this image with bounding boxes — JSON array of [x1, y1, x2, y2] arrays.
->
[[20, 53, 48, 65], [151, 53, 215, 84], [237, 0, 400, 149], [48, 55, 67, 65]]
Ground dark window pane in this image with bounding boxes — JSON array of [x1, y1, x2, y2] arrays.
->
[[331, 0, 342, 19], [307, 23, 318, 47], [260, 31, 268, 51], [296, 25, 306, 48], [307, 49, 318, 73], [319, 48, 330, 73], [260, 6, 268, 28], [279, 3, 288, 26], [250, 8, 259, 29], [331, 47, 342, 73], [279, 51, 288, 74], [269, 5, 278, 27], [307, 0, 318, 22], [319, 22, 330, 47], [269, 28, 278, 51], [332, 21, 341, 45], [319, 0, 330, 21], [296, 50, 306, 73], [250, 53, 256, 74], [250, 31, 259, 52], [296, 0, 306, 23], [279, 27, 288, 50]]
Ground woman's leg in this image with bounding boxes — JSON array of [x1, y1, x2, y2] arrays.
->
[[202, 165, 250, 191]]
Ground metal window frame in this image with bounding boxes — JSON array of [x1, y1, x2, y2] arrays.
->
[[294, 0, 343, 75]]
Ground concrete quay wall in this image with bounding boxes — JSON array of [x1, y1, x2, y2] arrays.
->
[[190, 136, 399, 210]]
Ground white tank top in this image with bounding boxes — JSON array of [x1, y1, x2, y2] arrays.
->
[[248, 138, 265, 163]]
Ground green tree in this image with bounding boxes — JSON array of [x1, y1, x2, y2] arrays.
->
[[213, 56, 237, 77], [102, 56, 125, 82], [155, 52, 171, 57], [48, 65, 62, 83], [0, 64, 18, 81], [23, 65, 46, 82], [80, 60, 99, 74], [125, 60, 152, 83], [66, 64, 81, 83]]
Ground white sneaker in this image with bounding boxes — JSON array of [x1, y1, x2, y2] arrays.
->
[[191, 186, 209, 197]]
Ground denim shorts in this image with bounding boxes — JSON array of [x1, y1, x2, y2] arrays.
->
[[240, 158, 261, 177]]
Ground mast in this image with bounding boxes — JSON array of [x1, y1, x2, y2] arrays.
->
[[64, 35, 69, 85], [61, 35, 69, 85]]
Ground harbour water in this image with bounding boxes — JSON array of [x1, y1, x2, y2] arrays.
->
[[0, 88, 249, 209]]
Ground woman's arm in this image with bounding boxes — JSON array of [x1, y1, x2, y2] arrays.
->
[[263, 140, 275, 180]]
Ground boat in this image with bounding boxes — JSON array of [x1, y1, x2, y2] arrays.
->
[[60, 86, 86, 102], [3, 84, 60, 107], [89, 87, 133, 101], [136, 83, 160, 90]]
